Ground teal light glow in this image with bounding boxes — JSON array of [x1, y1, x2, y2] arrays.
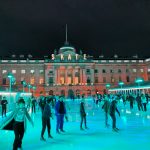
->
[[135, 77, 144, 83], [32, 86, 37, 90], [28, 84, 32, 88], [7, 73, 13, 78], [105, 83, 111, 88], [118, 81, 124, 86]]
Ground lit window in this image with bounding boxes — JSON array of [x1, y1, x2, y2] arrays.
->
[[21, 70, 26, 74], [12, 70, 16, 74], [40, 70, 44, 74], [21, 77, 24, 81], [75, 77, 79, 84], [111, 77, 115, 83], [133, 69, 137, 73], [2, 70, 7, 74], [148, 68, 150, 72], [140, 69, 144, 73], [30, 70, 35, 74], [39, 78, 44, 84], [30, 78, 34, 84]]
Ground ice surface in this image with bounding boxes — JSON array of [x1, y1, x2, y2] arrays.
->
[[0, 99, 150, 150]]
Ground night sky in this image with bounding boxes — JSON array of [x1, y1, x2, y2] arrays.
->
[[0, 0, 150, 59]]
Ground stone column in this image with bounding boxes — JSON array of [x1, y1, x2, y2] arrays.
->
[[65, 68, 68, 85], [54, 67, 57, 85], [57, 68, 60, 84]]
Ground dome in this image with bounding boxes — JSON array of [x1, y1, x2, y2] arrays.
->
[[59, 42, 76, 54]]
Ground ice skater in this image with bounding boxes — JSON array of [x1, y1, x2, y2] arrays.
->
[[55, 95, 67, 133], [1, 96, 8, 118], [31, 96, 37, 114], [136, 94, 143, 111], [38, 92, 47, 113], [109, 97, 120, 132], [141, 93, 147, 112], [40, 99, 53, 141], [80, 94, 88, 130], [0, 98, 34, 150], [102, 94, 110, 128]]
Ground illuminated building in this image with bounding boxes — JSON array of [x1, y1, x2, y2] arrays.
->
[[0, 43, 150, 97]]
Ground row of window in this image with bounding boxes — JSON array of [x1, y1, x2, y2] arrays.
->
[[47, 75, 130, 85], [1, 70, 44, 74], [1, 78, 44, 85], [1, 68, 150, 75], [90, 68, 145, 74]]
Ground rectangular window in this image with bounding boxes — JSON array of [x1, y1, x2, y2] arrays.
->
[[49, 70, 53, 74], [95, 77, 98, 83], [2, 78, 6, 85], [86, 69, 90, 74], [103, 77, 106, 83], [40, 70, 44, 74], [39, 78, 44, 84], [140, 69, 144, 73], [49, 77, 53, 85], [30, 78, 34, 84], [133, 69, 137, 73], [30, 70, 35, 74], [126, 76, 130, 82], [75, 77, 79, 84], [111, 77, 115, 83], [126, 69, 129, 73], [12, 70, 16, 74], [2, 70, 7, 74], [110, 69, 114, 73], [102, 69, 106, 73], [21, 70, 26, 74], [118, 69, 121, 73], [94, 69, 98, 73]]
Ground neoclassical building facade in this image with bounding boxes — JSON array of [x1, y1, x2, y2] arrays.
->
[[0, 43, 150, 97]]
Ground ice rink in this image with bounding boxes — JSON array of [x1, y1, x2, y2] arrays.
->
[[0, 99, 150, 150]]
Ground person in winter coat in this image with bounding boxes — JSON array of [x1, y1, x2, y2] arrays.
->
[[141, 94, 147, 111], [102, 94, 111, 128], [38, 92, 46, 113], [1, 96, 8, 117], [40, 98, 53, 141], [109, 98, 120, 132], [0, 98, 34, 150], [80, 94, 88, 130], [136, 94, 143, 111], [55, 95, 67, 133]]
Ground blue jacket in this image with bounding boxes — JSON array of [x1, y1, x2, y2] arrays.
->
[[55, 101, 66, 115]]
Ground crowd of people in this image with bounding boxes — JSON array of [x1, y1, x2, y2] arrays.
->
[[0, 91, 150, 150]]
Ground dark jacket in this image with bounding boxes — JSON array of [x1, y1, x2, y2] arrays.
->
[[109, 100, 120, 116], [80, 102, 86, 116], [55, 101, 66, 115], [42, 103, 52, 119]]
